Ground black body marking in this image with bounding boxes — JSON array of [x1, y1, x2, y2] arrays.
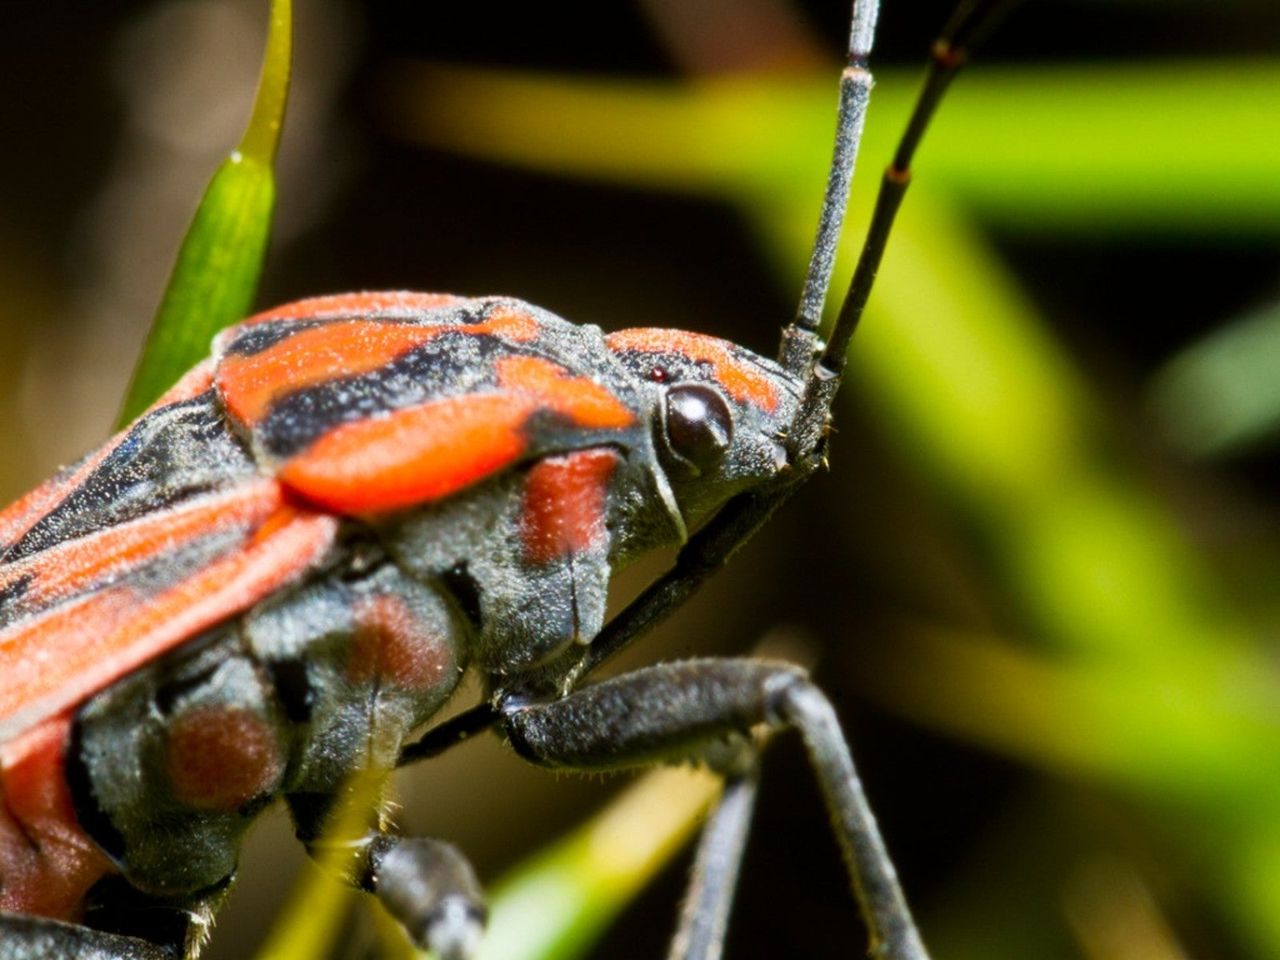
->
[[252, 332, 506, 458], [66, 718, 128, 864], [0, 573, 33, 613], [3, 393, 252, 563], [439, 561, 483, 630], [219, 317, 331, 357]]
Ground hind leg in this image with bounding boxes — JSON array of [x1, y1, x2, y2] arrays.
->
[[0, 878, 226, 960], [0, 914, 177, 960], [289, 792, 486, 960]]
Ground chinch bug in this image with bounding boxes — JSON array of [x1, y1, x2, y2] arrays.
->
[[0, 2, 1014, 958]]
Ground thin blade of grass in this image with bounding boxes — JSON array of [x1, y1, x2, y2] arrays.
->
[[475, 767, 721, 960], [1148, 299, 1280, 457], [254, 770, 386, 960], [116, 0, 292, 426], [257, 767, 719, 960]]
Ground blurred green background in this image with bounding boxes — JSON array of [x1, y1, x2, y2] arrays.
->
[[2, 1, 1279, 958]]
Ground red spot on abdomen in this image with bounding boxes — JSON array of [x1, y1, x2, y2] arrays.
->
[[0, 716, 112, 919], [521, 449, 619, 565], [348, 594, 450, 691], [165, 707, 284, 812]]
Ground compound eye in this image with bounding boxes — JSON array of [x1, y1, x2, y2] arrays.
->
[[660, 383, 734, 477]]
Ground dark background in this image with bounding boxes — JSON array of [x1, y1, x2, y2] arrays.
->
[[2, 2, 1278, 959]]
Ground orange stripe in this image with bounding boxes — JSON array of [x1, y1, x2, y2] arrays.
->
[[0, 503, 337, 741], [281, 394, 535, 514], [0, 590, 139, 736], [219, 321, 449, 425], [238, 291, 465, 327], [0, 481, 282, 607], [280, 358, 634, 515], [605, 328, 779, 412], [218, 308, 541, 426], [493, 355, 635, 429]]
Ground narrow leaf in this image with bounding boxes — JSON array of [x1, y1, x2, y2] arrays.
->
[[254, 770, 387, 960], [1148, 300, 1280, 456], [477, 767, 721, 960], [117, 0, 292, 426], [386, 62, 1280, 235]]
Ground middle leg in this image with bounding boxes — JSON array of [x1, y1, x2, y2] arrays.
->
[[500, 658, 928, 960]]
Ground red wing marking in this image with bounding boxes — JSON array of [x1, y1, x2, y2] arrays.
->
[[0, 490, 337, 742], [0, 715, 111, 918], [520, 449, 619, 564], [492, 356, 636, 429], [280, 358, 634, 516], [0, 483, 283, 609], [280, 394, 531, 514], [217, 308, 540, 426], [605, 328, 780, 412], [0, 363, 215, 553], [237, 291, 466, 327]]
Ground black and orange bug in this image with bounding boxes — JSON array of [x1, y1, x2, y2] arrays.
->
[[0, 2, 1014, 958]]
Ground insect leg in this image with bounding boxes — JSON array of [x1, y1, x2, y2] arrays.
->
[[0, 914, 175, 960], [666, 767, 760, 960], [500, 659, 927, 960], [372, 836, 486, 960], [289, 795, 485, 960]]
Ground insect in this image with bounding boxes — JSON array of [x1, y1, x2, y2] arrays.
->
[[0, 2, 1010, 958]]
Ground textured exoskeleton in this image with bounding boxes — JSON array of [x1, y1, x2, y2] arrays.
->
[[0, 293, 802, 958]]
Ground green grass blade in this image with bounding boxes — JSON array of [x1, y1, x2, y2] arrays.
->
[[254, 771, 385, 960], [1148, 299, 1280, 457], [476, 767, 720, 960], [116, 0, 292, 427], [256, 767, 718, 960]]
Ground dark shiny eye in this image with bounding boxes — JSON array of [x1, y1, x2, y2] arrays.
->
[[659, 384, 734, 477]]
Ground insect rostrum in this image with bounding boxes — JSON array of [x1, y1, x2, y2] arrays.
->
[[0, 2, 1010, 958]]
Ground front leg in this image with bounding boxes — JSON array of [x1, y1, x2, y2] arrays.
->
[[500, 658, 928, 960]]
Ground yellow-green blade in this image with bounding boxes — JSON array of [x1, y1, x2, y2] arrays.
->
[[476, 767, 720, 960]]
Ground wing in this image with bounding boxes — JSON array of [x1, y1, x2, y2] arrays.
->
[[0, 291, 643, 739], [0, 362, 218, 554], [214, 292, 648, 515], [0, 369, 338, 742]]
